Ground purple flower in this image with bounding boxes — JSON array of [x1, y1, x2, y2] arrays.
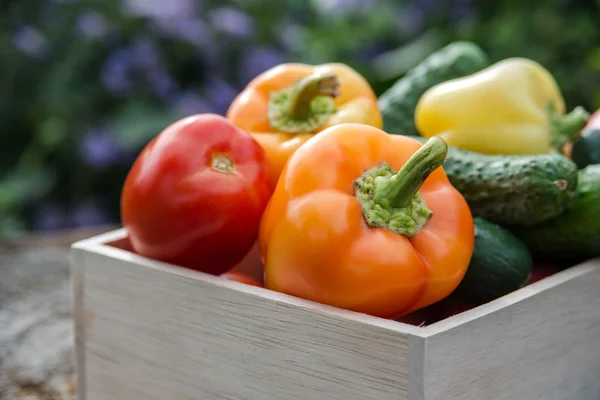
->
[[278, 23, 308, 52], [153, 17, 209, 48], [411, 0, 445, 13], [148, 69, 179, 102], [311, 0, 380, 16], [79, 127, 123, 168], [34, 203, 71, 231], [12, 26, 48, 58], [204, 78, 239, 115], [71, 199, 113, 228], [100, 48, 134, 96], [238, 47, 286, 86], [130, 37, 162, 69], [76, 11, 109, 39], [122, 0, 196, 19], [208, 7, 254, 38], [173, 91, 214, 117], [397, 6, 425, 34], [121, 37, 180, 100]]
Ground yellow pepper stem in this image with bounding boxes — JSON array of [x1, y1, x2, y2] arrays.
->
[[268, 72, 340, 133], [353, 137, 448, 237], [549, 105, 589, 151]]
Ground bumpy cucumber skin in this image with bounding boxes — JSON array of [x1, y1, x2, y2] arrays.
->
[[378, 41, 489, 137], [452, 218, 533, 305], [512, 165, 600, 260], [442, 147, 578, 226]]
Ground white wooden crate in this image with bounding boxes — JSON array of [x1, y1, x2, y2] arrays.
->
[[71, 228, 600, 400]]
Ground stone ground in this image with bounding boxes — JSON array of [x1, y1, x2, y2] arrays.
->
[[0, 227, 115, 400]]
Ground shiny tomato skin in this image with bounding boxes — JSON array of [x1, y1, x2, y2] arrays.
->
[[588, 110, 600, 130], [121, 114, 272, 275], [221, 272, 263, 287]]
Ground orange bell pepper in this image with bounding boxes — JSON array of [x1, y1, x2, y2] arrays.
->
[[226, 63, 382, 185], [258, 124, 474, 319]]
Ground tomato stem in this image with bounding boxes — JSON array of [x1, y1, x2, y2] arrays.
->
[[211, 153, 235, 173]]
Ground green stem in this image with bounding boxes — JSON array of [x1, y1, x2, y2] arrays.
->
[[286, 72, 340, 119], [549, 105, 589, 150], [353, 137, 449, 237], [268, 72, 340, 133], [374, 137, 448, 208]]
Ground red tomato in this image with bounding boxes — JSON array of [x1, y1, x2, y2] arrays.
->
[[221, 272, 263, 287], [121, 114, 273, 275], [587, 110, 600, 130], [228, 241, 264, 283], [528, 264, 560, 284]]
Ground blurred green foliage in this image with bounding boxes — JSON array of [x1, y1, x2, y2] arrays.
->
[[1, 0, 599, 238]]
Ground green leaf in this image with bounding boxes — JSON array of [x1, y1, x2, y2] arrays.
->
[[587, 47, 600, 72], [39, 117, 68, 150], [112, 102, 179, 149], [0, 168, 57, 211], [370, 30, 445, 82], [0, 214, 26, 239]]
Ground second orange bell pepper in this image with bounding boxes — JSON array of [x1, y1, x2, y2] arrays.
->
[[259, 124, 475, 319], [226, 63, 382, 185]]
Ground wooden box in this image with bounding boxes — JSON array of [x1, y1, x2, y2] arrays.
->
[[71, 228, 600, 400]]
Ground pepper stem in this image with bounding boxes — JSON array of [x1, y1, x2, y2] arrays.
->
[[549, 105, 589, 151], [374, 137, 448, 209], [287, 72, 340, 119], [268, 72, 340, 133], [353, 137, 448, 237]]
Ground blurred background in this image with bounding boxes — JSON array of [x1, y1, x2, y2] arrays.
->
[[1, 0, 599, 239]]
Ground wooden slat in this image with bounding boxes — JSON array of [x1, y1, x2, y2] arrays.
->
[[72, 243, 412, 400], [422, 260, 600, 400], [72, 229, 600, 400]]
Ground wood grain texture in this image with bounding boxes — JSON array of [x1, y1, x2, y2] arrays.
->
[[72, 230, 600, 400], [422, 259, 600, 400], [71, 247, 87, 400], [72, 239, 413, 400], [407, 335, 425, 400]]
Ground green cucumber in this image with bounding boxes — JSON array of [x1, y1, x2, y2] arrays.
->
[[443, 147, 578, 225], [451, 218, 533, 305], [570, 129, 600, 169], [378, 41, 489, 136], [408, 136, 579, 225], [511, 165, 600, 260]]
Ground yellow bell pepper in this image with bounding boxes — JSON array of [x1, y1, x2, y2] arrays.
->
[[415, 58, 589, 155]]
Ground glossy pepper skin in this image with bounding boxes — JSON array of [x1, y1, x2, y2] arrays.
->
[[415, 58, 589, 155], [259, 124, 474, 319], [226, 63, 382, 185], [121, 114, 272, 275]]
